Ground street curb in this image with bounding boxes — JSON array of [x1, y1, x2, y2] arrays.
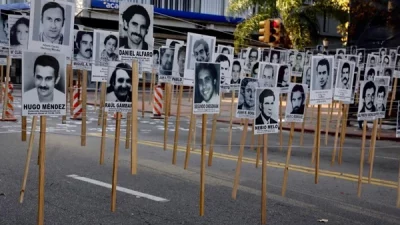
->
[[87, 102, 399, 142]]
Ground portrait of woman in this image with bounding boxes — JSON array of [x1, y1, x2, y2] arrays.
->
[[10, 17, 29, 49]]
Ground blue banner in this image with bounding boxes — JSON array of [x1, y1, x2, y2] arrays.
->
[[91, 0, 120, 9]]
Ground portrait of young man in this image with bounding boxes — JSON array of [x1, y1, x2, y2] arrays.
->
[[302, 66, 311, 88], [292, 52, 304, 73], [312, 58, 332, 90], [215, 53, 232, 85], [119, 3, 152, 50], [365, 67, 376, 81], [100, 34, 118, 62], [259, 63, 277, 88], [359, 81, 376, 113], [153, 49, 159, 66], [238, 77, 257, 111], [262, 48, 270, 62], [175, 45, 186, 78], [255, 88, 278, 125], [38, 1, 65, 44], [218, 45, 232, 55], [375, 86, 387, 112], [337, 61, 352, 90], [159, 47, 174, 75], [106, 62, 132, 102], [382, 55, 391, 67], [23, 53, 64, 103], [231, 60, 242, 85], [74, 31, 93, 62], [289, 84, 305, 114], [246, 47, 259, 69], [194, 62, 220, 104], [270, 50, 280, 64], [357, 49, 365, 66], [368, 55, 377, 67]]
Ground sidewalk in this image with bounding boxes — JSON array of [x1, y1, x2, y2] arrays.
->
[[85, 91, 399, 142]]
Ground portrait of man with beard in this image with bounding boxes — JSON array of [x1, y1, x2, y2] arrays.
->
[[119, 4, 151, 50], [159, 47, 174, 75], [106, 62, 132, 102], [359, 81, 376, 113], [337, 61, 352, 90], [289, 84, 305, 114]]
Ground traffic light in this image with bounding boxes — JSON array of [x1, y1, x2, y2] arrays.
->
[[269, 19, 281, 45], [258, 20, 270, 43]]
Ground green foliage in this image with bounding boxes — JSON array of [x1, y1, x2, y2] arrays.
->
[[228, 0, 349, 50]]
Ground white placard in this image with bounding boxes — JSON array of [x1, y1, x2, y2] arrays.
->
[[166, 39, 184, 48], [309, 55, 334, 105], [8, 15, 29, 58], [230, 59, 244, 91], [216, 44, 234, 55], [105, 61, 133, 113], [171, 44, 186, 85], [334, 60, 355, 102], [0, 11, 9, 48], [291, 52, 305, 77], [193, 62, 220, 114], [258, 62, 279, 88], [118, 2, 153, 72], [158, 46, 174, 83], [285, 83, 308, 123], [277, 64, 290, 93], [236, 77, 257, 119], [214, 53, 233, 92], [0, 47, 7, 65], [92, 30, 119, 82], [22, 50, 66, 116], [73, 30, 93, 71], [28, 0, 75, 55], [357, 80, 378, 121], [254, 87, 280, 134]]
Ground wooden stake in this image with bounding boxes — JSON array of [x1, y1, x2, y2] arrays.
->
[[0, 65, 3, 103], [142, 73, 145, 118], [368, 120, 378, 183], [324, 104, 331, 146], [338, 105, 349, 164], [37, 116, 46, 225], [397, 160, 400, 208], [250, 124, 256, 150], [94, 81, 98, 112], [279, 95, 283, 151], [188, 87, 192, 102], [21, 116, 27, 141], [81, 70, 87, 146], [131, 61, 139, 175], [377, 118, 382, 140], [98, 83, 106, 126], [111, 112, 121, 212], [100, 111, 107, 165], [255, 135, 262, 168], [172, 85, 183, 165], [207, 114, 218, 166], [282, 122, 295, 196], [331, 103, 343, 165], [228, 91, 235, 152], [19, 116, 37, 203], [357, 121, 367, 198], [311, 120, 318, 164], [149, 69, 155, 105], [261, 134, 268, 225], [163, 84, 170, 151], [315, 105, 321, 184], [389, 78, 397, 116], [125, 112, 131, 149], [184, 109, 195, 169], [2, 56, 11, 119], [299, 94, 310, 146], [69, 64, 73, 116], [199, 114, 207, 216], [232, 119, 249, 200]]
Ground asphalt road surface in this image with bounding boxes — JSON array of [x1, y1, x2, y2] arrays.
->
[[1, 103, 400, 224]]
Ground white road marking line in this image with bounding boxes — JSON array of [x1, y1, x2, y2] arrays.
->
[[66, 174, 169, 202]]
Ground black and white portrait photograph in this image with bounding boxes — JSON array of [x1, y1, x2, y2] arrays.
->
[[8, 15, 29, 58], [241, 48, 247, 60], [379, 47, 388, 61], [334, 60, 355, 102], [382, 67, 395, 87], [346, 54, 359, 67], [254, 87, 280, 134], [244, 47, 260, 72], [350, 46, 357, 55], [374, 76, 390, 87], [22, 50, 66, 116], [269, 49, 282, 64], [261, 47, 270, 62], [381, 55, 391, 68], [214, 53, 233, 92], [118, 2, 153, 71], [357, 48, 366, 68], [105, 61, 133, 113], [304, 51, 312, 67], [92, 29, 119, 82], [285, 83, 307, 123], [0, 11, 9, 48], [291, 52, 305, 77], [258, 62, 279, 88], [367, 54, 378, 67], [166, 39, 184, 48], [28, 0, 75, 54], [364, 67, 378, 81], [395, 54, 400, 78], [302, 66, 311, 89], [185, 32, 216, 84], [230, 59, 244, 90], [153, 49, 159, 68], [389, 49, 396, 67], [310, 55, 334, 105], [316, 45, 323, 53], [217, 45, 234, 55], [277, 64, 290, 93], [396, 101, 400, 138], [193, 62, 220, 114], [158, 46, 174, 83], [357, 80, 378, 121], [171, 44, 186, 85], [335, 48, 346, 67], [236, 77, 258, 119], [73, 30, 93, 71]]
